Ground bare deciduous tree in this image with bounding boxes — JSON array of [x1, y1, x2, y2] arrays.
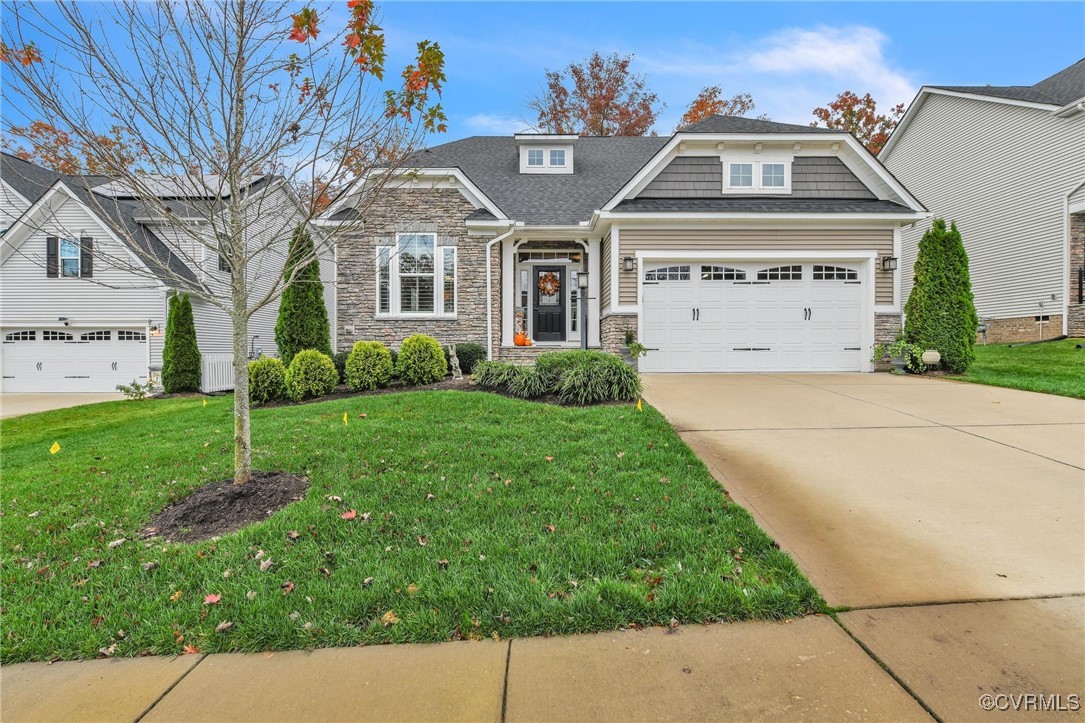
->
[[1, 0, 447, 483]]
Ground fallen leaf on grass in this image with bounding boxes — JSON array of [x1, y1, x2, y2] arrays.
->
[[97, 644, 115, 658], [616, 451, 625, 459], [340, 510, 357, 520], [107, 538, 126, 549], [91, 615, 104, 627], [545, 525, 556, 533], [215, 621, 234, 633], [260, 559, 274, 572], [437, 559, 449, 570], [170, 590, 183, 602], [281, 581, 295, 596], [141, 562, 158, 571], [362, 577, 374, 588], [204, 594, 221, 605], [87, 560, 103, 569], [544, 456, 554, 462], [380, 610, 400, 627], [417, 535, 428, 546], [406, 583, 419, 596], [325, 495, 342, 502], [247, 591, 257, 600], [182, 644, 200, 654], [287, 530, 300, 540]]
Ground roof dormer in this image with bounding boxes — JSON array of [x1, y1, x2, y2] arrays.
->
[[515, 134, 577, 175]]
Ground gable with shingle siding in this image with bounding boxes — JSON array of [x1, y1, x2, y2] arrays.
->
[[636, 156, 875, 200]]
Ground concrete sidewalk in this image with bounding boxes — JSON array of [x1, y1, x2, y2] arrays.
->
[[2, 616, 932, 722]]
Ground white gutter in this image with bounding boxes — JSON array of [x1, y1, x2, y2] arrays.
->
[[1064, 179, 1085, 336], [485, 225, 518, 360]]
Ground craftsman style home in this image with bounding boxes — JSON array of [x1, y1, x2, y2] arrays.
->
[[881, 58, 1085, 342], [322, 115, 927, 372], [0, 152, 334, 392]]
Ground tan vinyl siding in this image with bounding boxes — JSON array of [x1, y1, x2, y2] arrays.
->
[[600, 234, 612, 312], [617, 227, 893, 305], [884, 93, 1085, 320]]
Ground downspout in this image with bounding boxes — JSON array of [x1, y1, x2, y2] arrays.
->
[[485, 226, 517, 360]]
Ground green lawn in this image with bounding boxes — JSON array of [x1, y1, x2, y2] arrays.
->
[[954, 338, 1085, 399], [0, 391, 820, 663]]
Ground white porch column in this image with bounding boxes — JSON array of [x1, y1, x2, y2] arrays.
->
[[501, 237, 515, 347], [588, 237, 601, 348]]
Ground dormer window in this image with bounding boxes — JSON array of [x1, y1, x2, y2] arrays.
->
[[723, 154, 791, 194], [515, 134, 576, 174], [729, 163, 753, 188], [762, 163, 785, 187]]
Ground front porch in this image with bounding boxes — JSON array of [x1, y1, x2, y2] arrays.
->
[[493, 238, 602, 359]]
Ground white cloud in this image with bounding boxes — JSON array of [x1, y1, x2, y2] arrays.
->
[[640, 24, 917, 126], [465, 113, 535, 135]]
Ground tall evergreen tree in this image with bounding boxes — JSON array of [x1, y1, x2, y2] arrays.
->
[[275, 225, 332, 366], [161, 293, 201, 392], [904, 219, 979, 373]]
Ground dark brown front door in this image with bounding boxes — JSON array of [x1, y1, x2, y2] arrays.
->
[[533, 266, 565, 342]]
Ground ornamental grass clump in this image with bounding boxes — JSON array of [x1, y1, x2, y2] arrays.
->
[[474, 350, 640, 405], [345, 341, 394, 391], [396, 334, 447, 385], [285, 350, 338, 401], [248, 357, 288, 405]]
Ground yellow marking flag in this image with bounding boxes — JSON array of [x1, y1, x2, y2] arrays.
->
[[636, 399, 643, 412], [202, 399, 207, 407], [50, 441, 61, 455], [343, 411, 349, 426]]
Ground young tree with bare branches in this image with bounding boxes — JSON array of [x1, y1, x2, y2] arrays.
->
[[1, 0, 447, 484]]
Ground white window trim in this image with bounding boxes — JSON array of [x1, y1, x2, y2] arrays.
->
[[527, 149, 545, 167], [59, 236, 82, 278], [375, 233, 457, 319], [722, 154, 792, 194], [549, 149, 567, 167]]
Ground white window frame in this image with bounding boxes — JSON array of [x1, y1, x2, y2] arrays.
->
[[728, 163, 753, 189], [762, 163, 785, 188], [375, 232, 456, 318], [527, 149, 544, 167], [59, 237, 82, 278], [549, 149, 566, 167], [722, 153, 792, 194]]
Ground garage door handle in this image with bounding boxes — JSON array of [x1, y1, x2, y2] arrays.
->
[[36, 362, 42, 371], [112, 362, 117, 371]]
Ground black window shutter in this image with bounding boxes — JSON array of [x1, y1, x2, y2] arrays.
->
[[80, 237, 94, 278], [46, 236, 58, 277]]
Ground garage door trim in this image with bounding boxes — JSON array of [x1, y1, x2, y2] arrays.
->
[[635, 250, 877, 373]]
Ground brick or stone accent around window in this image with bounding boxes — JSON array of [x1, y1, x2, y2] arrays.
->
[[335, 188, 489, 353]]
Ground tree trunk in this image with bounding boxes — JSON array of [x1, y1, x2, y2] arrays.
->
[[232, 304, 252, 485]]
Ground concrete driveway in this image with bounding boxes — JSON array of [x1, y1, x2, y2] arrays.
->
[[0, 393, 124, 419], [644, 373, 1085, 719]]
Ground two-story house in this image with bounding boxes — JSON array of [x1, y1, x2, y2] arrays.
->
[[321, 115, 927, 373]]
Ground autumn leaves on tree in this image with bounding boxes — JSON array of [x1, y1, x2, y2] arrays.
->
[[811, 90, 905, 155]]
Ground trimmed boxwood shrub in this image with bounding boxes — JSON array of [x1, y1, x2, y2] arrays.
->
[[285, 349, 338, 401], [332, 351, 349, 384], [345, 341, 393, 391], [248, 357, 287, 405], [161, 293, 201, 393], [396, 334, 447, 386], [904, 218, 979, 374], [474, 351, 641, 405], [446, 342, 486, 375]]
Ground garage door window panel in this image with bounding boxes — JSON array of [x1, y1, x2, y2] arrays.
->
[[118, 330, 147, 342], [812, 265, 858, 281], [757, 265, 802, 281], [4, 331, 35, 342], [701, 265, 745, 281], [645, 265, 690, 281], [80, 331, 111, 341], [43, 331, 73, 341]]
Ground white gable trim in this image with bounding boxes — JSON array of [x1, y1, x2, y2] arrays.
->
[[601, 132, 924, 214], [882, 87, 1060, 158], [0, 180, 164, 282]]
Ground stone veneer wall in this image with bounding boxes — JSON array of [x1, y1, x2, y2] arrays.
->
[[1069, 212, 1084, 337], [980, 315, 1064, 344], [600, 313, 638, 354], [874, 313, 902, 345], [335, 188, 489, 352]]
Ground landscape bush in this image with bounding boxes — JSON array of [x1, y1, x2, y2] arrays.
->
[[446, 342, 486, 375], [345, 341, 394, 391], [474, 350, 640, 405], [161, 293, 201, 393], [332, 351, 349, 384], [274, 226, 332, 366], [285, 349, 338, 401], [248, 357, 288, 405], [903, 218, 979, 373], [396, 334, 447, 385]]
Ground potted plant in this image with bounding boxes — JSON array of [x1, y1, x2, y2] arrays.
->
[[872, 339, 923, 374], [619, 329, 647, 370]]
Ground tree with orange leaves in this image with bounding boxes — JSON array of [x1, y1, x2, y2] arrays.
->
[[811, 91, 905, 155], [529, 51, 663, 136], [678, 86, 767, 129], [2, 1, 446, 485]]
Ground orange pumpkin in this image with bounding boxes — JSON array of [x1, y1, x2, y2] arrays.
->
[[514, 332, 527, 346]]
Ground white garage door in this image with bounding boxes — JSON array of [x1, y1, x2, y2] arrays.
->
[[640, 262, 865, 373], [1, 328, 149, 392]]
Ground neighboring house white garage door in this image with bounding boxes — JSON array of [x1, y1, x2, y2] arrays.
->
[[1, 328, 149, 392], [640, 262, 865, 373]]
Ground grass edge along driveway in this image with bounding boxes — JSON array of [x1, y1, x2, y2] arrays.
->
[[1, 391, 821, 663], [953, 338, 1085, 399]]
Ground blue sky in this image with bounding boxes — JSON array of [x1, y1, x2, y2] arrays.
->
[[375, 2, 1085, 139]]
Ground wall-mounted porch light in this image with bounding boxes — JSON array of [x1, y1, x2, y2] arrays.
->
[[148, 323, 162, 336], [880, 256, 898, 272], [622, 256, 635, 273]]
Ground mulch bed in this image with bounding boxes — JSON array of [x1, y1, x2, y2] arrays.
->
[[144, 471, 309, 543]]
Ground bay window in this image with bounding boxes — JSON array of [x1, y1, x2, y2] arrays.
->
[[376, 233, 456, 316]]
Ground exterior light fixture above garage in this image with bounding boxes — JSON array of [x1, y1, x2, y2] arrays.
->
[[880, 256, 899, 272], [622, 256, 635, 272]]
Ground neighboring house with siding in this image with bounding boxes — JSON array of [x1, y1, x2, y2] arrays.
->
[[881, 58, 1085, 342], [320, 115, 926, 373], [0, 152, 335, 392]]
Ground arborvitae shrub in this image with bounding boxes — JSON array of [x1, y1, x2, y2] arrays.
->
[[161, 293, 201, 393], [248, 357, 288, 405], [275, 226, 332, 366]]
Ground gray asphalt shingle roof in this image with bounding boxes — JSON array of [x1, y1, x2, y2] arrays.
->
[[930, 57, 1085, 107], [1, 152, 62, 205], [612, 198, 915, 215], [677, 116, 845, 135]]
